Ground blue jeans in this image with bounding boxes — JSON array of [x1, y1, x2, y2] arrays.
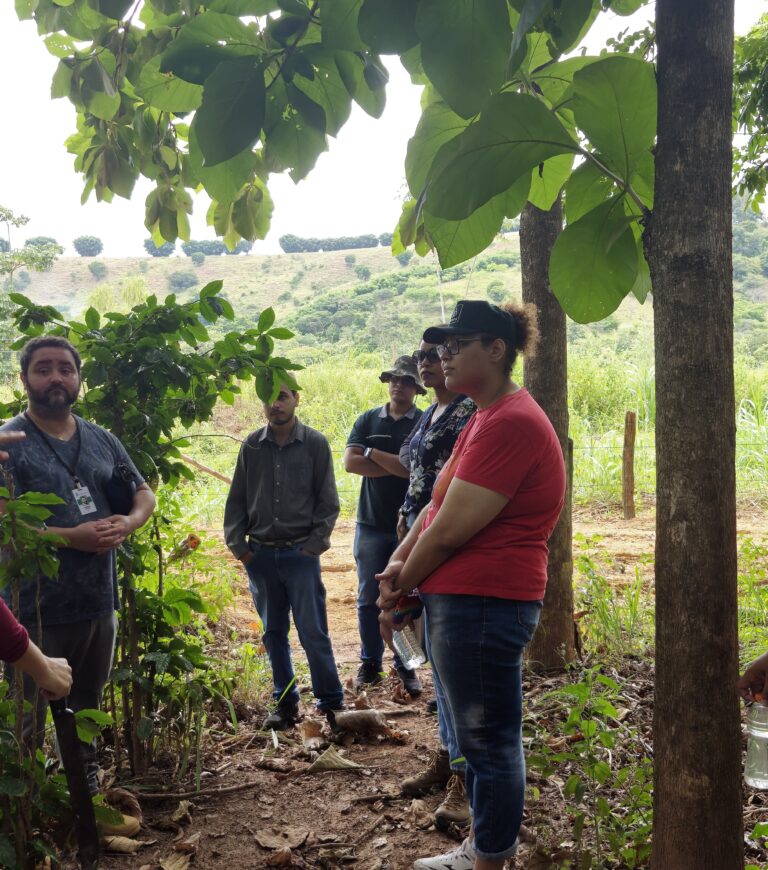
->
[[423, 608, 465, 773], [246, 545, 343, 711], [423, 593, 542, 861], [353, 523, 403, 667]]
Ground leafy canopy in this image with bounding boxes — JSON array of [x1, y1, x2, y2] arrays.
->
[[22, 0, 655, 321]]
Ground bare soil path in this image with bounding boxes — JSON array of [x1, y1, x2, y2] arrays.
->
[[92, 508, 768, 870]]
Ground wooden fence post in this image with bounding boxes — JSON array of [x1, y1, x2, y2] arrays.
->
[[622, 410, 637, 519]]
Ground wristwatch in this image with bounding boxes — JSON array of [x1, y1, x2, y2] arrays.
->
[[363, 447, 373, 460]]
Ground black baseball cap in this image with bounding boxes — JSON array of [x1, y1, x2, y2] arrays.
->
[[423, 300, 517, 344]]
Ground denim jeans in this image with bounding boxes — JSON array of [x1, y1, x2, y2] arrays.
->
[[246, 545, 343, 711], [353, 523, 403, 667], [423, 593, 542, 860], [423, 607, 465, 774]]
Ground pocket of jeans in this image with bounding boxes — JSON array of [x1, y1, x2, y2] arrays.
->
[[516, 601, 543, 635]]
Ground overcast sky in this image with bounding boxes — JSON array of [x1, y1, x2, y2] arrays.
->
[[0, 1, 765, 257]]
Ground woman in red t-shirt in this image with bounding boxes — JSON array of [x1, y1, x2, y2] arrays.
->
[[377, 300, 565, 870]]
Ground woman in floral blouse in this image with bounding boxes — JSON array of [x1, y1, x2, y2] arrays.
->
[[395, 340, 475, 829], [398, 343, 475, 536]]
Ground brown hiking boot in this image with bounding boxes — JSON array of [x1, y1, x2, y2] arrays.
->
[[435, 773, 471, 829], [401, 748, 451, 796]]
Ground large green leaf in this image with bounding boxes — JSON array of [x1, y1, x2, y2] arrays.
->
[[564, 158, 615, 222], [136, 56, 203, 112], [507, 0, 548, 78], [405, 101, 470, 197], [550, 0, 600, 55], [160, 40, 243, 85], [321, 0, 365, 50], [195, 57, 265, 166], [180, 10, 262, 48], [188, 123, 256, 201], [549, 196, 639, 323], [358, 0, 418, 54], [608, 0, 647, 14], [416, 0, 511, 119], [292, 46, 352, 136], [98, 0, 133, 18], [264, 77, 328, 181], [528, 153, 574, 211], [530, 55, 598, 112], [427, 91, 578, 220], [572, 55, 656, 181], [335, 52, 387, 119], [425, 173, 530, 268]]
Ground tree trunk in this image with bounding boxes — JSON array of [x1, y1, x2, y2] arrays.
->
[[520, 200, 575, 671], [647, 1, 742, 867]]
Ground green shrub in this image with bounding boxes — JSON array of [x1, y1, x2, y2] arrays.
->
[[355, 265, 371, 281], [88, 260, 108, 280], [396, 251, 413, 267], [345, 254, 356, 266], [73, 235, 103, 256], [487, 280, 506, 303], [144, 239, 175, 257], [167, 270, 198, 291], [191, 251, 206, 267]]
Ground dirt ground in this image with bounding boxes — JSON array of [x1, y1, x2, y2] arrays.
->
[[90, 508, 767, 870]]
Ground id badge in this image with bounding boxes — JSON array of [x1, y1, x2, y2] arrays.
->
[[72, 485, 97, 515]]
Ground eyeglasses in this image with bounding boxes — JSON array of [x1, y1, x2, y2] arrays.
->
[[413, 348, 441, 364], [436, 337, 484, 358]]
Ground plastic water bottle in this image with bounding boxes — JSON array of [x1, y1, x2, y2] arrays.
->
[[745, 703, 768, 789], [392, 625, 426, 670]]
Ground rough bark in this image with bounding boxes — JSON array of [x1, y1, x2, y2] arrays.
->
[[520, 200, 575, 671], [647, 1, 742, 867]]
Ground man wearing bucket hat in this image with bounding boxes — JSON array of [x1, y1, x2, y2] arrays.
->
[[344, 356, 425, 695]]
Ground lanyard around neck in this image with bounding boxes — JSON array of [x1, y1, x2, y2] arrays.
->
[[23, 412, 83, 487]]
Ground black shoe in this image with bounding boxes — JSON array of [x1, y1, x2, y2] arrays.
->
[[262, 700, 299, 731], [395, 663, 423, 697], [355, 661, 384, 689], [426, 698, 438, 714]]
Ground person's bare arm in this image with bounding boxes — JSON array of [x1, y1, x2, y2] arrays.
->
[[103, 484, 156, 544], [343, 445, 390, 477], [12, 642, 72, 700], [367, 448, 409, 478], [379, 478, 508, 606]]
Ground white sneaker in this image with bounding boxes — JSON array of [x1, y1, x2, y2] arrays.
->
[[413, 838, 477, 869]]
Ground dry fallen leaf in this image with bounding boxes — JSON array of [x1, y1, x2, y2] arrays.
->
[[306, 745, 362, 773], [254, 825, 309, 850], [102, 835, 146, 854], [173, 832, 201, 854], [160, 853, 192, 870], [104, 787, 143, 823], [404, 799, 434, 830], [171, 800, 193, 825], [298, 719, 325, 750], [265, 847, 293, 866], [354, 692, 372, 710]]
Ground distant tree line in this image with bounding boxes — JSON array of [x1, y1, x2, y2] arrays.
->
[[278, 233, 393, 253], [181, 239, 253, 256]]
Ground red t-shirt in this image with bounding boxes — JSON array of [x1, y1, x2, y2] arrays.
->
[[419, 389, 565, 600], [0, 598, 29, 663]]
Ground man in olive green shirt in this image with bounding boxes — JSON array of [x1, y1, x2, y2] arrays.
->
[[224, 385, 343, 729]]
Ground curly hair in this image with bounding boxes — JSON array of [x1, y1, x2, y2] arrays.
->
[[481, 302, 539, 376]]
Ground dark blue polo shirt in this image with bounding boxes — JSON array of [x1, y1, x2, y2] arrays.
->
[[347, 403, 422, 533]]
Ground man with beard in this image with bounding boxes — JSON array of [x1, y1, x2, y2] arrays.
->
[[0, 335, 156, 794], [224, 384, 344, 730]]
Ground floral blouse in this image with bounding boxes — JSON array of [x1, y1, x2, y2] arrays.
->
[[399, 395, 476, 525]]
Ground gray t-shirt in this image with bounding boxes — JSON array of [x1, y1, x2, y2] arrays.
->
[[0, 413, 144, 627]]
